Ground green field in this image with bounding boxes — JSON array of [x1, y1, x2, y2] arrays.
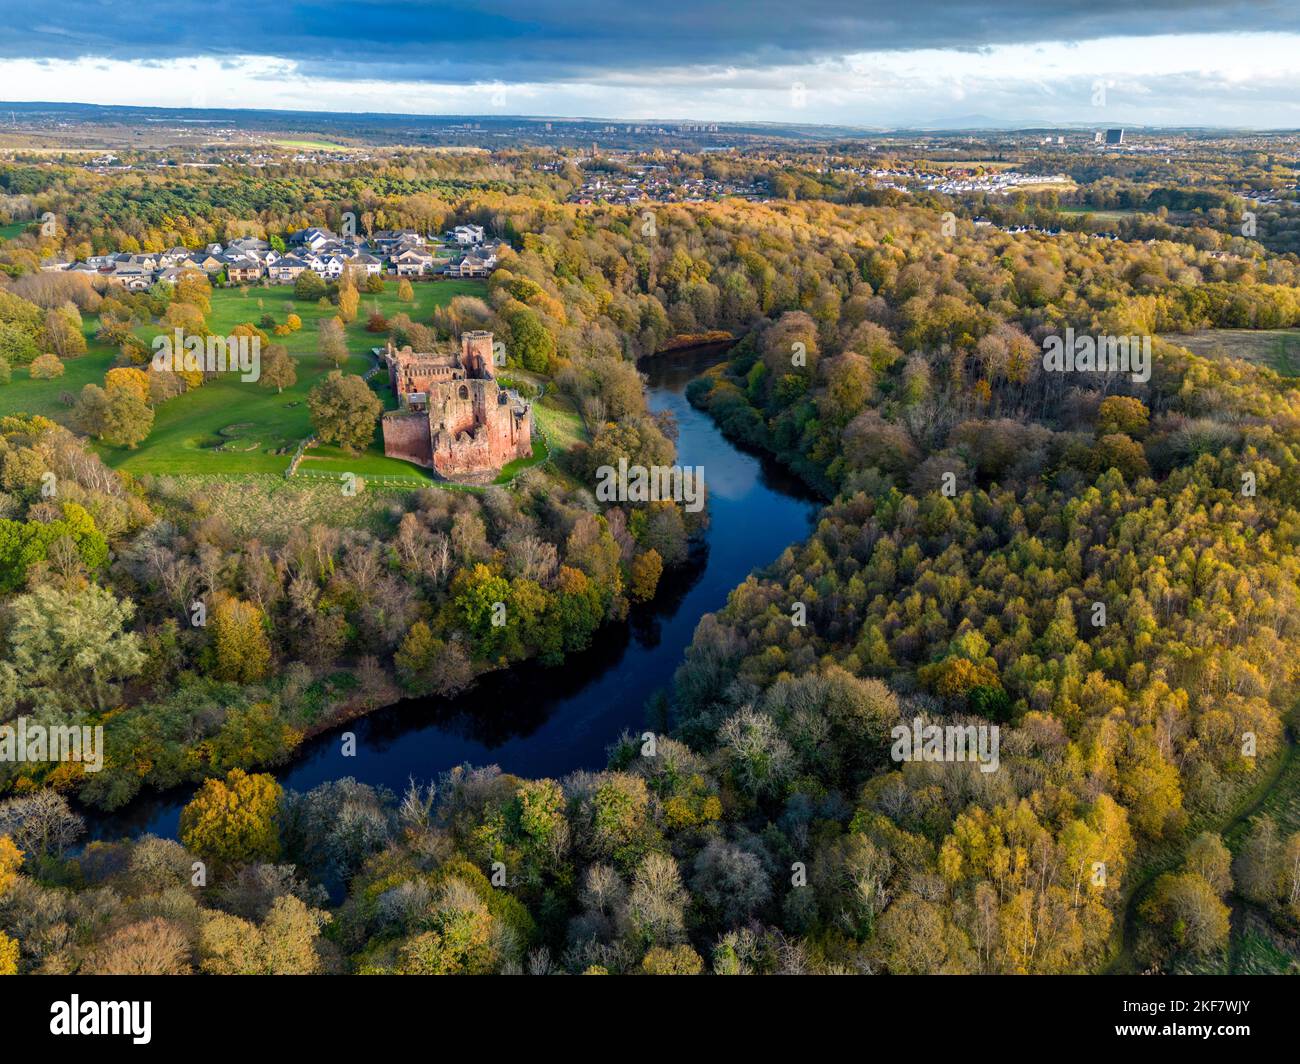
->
[[0, 280, 491, 479], [533, 392, 586, 453], [1057, 206, 1138, 223], [270, 138, 352, 151], [179, 280, 484, 357], [0, 345, 116, 419], [0, 220, 27, 243], [298, 442, 438, 482], [1165, 328, 1300, 377]]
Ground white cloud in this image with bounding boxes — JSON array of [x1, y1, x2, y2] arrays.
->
[[0, 33, 1298, 126]]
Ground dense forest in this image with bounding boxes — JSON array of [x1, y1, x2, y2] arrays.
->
[[0, 147, 1298, 974]]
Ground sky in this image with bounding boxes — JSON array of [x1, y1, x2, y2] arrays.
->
[[0, 1, 1298, 127]]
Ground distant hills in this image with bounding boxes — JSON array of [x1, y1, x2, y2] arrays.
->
[[0, 100, 1288, 151]]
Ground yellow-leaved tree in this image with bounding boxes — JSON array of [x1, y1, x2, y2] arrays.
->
[[179, 768, 282, 869], [210, 593, 271, 683]]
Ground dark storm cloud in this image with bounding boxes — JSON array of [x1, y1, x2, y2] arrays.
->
[[4, 1, 1297, 80]]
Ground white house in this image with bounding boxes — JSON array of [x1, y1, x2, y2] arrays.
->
[[452, 224, 486, 245], [292, 227, 336, 252]]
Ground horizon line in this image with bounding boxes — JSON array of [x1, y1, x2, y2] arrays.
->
[[1, 100, 1297, 136]]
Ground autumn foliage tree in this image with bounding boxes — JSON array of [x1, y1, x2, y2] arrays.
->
[[258, 342, 297, 393], [180, 769, 282, 869], [208, 593, 272, 682], [307, 371, 381, 455]]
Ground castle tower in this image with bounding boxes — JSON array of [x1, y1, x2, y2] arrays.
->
[[462, 330, 495, 379]]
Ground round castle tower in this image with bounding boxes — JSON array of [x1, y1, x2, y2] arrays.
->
[[461, 330, 495, 378]]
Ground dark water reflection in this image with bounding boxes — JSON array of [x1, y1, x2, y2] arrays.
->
[[87, 345, 820, 840]]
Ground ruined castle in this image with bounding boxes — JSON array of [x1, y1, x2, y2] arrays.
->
[[380, 330, 533, 480]]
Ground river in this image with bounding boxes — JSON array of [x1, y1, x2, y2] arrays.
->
[[87, 345, 820, 841]]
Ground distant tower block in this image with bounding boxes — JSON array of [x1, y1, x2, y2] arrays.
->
[[462, 330, 495, 376]]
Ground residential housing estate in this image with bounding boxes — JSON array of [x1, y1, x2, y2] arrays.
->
[[43, 225, 505, 289]]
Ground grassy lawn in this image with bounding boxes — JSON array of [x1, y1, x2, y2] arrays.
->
[[103, 367, 324, 475], [1057, 206, 1138, 223], [494, 439, 548, 484], [1165, 328, 1300, 377], [0, 343, 116, 420], [166, 279, 484, 357], [270, 138, 352, 150], [298, 442, 438, 482], [528, 391, 589, 488], [533, 392, 587, 453], [0, 220, 28, 243], [0, 281, 489, 479]]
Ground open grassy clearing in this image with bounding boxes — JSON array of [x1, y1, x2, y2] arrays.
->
[[269, 138, 352, 150], [0, 280, 488, 479], [1164, 327, 1300, 377], [0, 343, 116, 420], [533, 391, 587, 454], [298, 441, 438, 482], [493, 439, 547, 484], [1056, 206, 1139, 223], [145, 474, 404, 540]]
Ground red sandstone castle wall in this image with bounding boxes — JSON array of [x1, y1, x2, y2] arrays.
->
[[462, 330, 495, 378], [515, 407, 533, 457], [430, 397, 531, 478], [381, 412, 432, 467], [431, 390, 478, 436], [433, 430, 493, 478]]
